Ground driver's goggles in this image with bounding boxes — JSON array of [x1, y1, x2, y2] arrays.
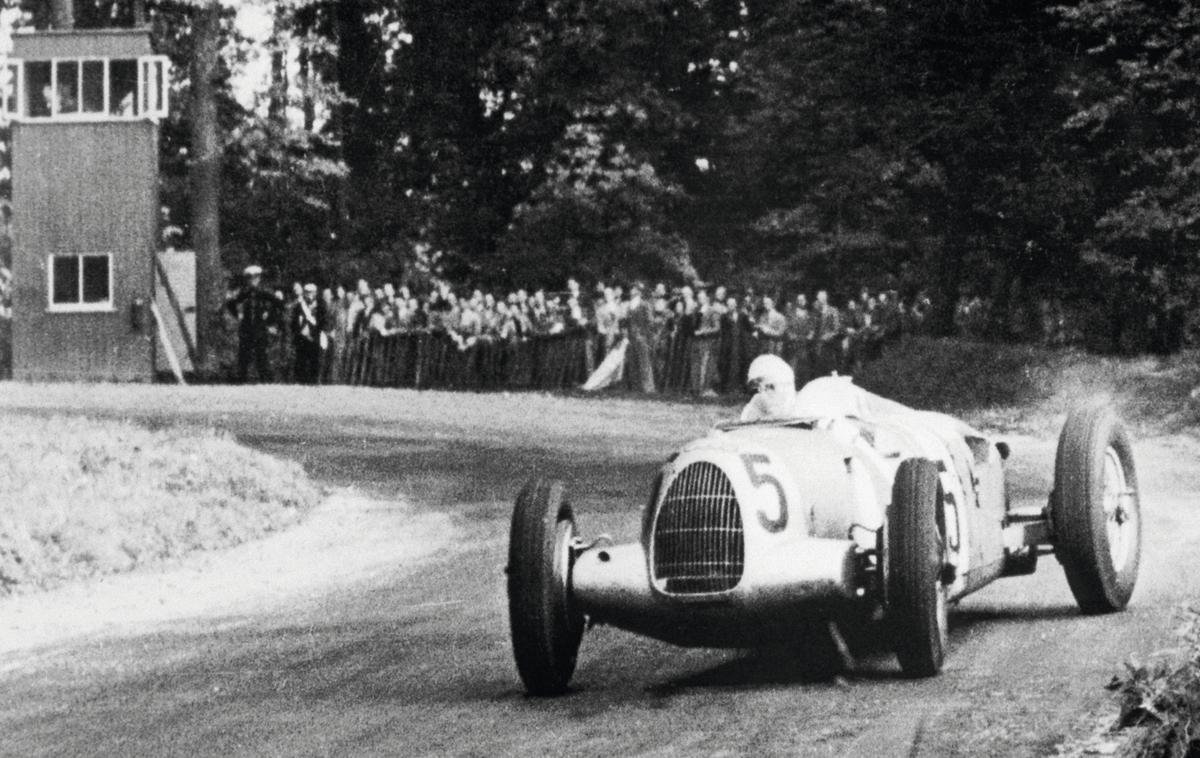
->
[[747, 377, 777, 393]]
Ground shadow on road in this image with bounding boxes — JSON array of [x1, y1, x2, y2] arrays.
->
[[239, 432, 662, 521], [950, 603, 1086, 629]]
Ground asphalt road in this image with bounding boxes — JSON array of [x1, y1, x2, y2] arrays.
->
[[1, 384, 1198, 757]]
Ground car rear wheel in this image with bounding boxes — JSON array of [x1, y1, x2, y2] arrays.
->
[[887, 457, 947, 678], [508, 478, 585, 696], [1051, 405, 1141, 613]]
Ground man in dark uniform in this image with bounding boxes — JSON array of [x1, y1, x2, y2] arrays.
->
[[754, 295, 788, 355], [290, 282, 327, 384], [785, 293, 813, 383], [623, 283, 657, 393], [718, 295, 754, 393], [226, 265, 277, 383], [689, 288, 721, 395], [813, 289, 843, 376], [841, 297, 868, 373]]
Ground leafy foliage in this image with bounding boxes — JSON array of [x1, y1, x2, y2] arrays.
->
[[499, 121, 693, 286], [1107, 606, 1200, 757], [1056, 1, 1200, 352]]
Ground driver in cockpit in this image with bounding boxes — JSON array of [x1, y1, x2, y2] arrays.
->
[[742, 353, 910, 423], [740, 354, 799, 422]]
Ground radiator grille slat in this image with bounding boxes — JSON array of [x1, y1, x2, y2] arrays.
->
[[652, 462, 744, 594]]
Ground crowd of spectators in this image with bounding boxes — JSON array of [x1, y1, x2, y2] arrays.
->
[[227, 271, 936, 393], [0, 263, 1098, 387]]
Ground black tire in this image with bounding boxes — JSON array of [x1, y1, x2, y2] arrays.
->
[[1051, 405, 1141, 614], [887, 458, 947, 678], [508, 478, 585, 696]]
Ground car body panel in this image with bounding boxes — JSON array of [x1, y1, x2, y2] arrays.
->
[[570, 377, 1031, 649], [574, 540, 859, 647]]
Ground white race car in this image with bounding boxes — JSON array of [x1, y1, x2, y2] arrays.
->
[[506, 377, 1141, 694]]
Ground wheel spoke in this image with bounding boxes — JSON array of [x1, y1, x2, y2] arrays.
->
[[1101, 447, 1132, 571]]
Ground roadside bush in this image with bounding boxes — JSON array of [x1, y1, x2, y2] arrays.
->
[[855, 337, 1200, 434], [0, 413, 320, 594], [855, 337, 1059, 413], [1108, 607, 1200, 757]]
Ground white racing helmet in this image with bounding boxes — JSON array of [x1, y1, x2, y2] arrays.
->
[[743, 354, 797, 420]]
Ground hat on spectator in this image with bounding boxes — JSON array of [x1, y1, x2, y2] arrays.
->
[[244, 264, 263, 277], [303, 283, 318, 294]]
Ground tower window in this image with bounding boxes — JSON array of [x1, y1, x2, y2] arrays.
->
[[48, 253, 112, 311], [109, 59, 137, 116], [9, 56, 169, 121], [25, 61, 50, 118], [53, 59, 79, 114], [81, 60, 105, 113]]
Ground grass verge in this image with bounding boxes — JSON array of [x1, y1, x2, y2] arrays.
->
[[0, 412, 320, 595]]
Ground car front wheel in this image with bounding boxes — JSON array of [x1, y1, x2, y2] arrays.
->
[[507, 478, 585, 696], [886, 457, 948, 678]]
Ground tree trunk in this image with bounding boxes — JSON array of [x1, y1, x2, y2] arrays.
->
[[49, 0, 73, 29], [268, 9, 287, 123], [292, 3, 320, 133], [332, 0, 382, 232], [189, 1, 223, 371], [333, 0, 376, 180], [298, 45, 315, 132]]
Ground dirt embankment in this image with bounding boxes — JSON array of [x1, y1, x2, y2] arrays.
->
[[0, 413, 320, 595]]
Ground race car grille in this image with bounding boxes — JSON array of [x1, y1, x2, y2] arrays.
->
[[652, 461, 745, 594]]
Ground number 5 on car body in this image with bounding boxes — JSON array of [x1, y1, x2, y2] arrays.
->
[[741, 453, 788, 533]]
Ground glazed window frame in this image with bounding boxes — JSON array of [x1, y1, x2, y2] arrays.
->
[[47, 252, 114, 313], [6, 55, 169, 122]]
